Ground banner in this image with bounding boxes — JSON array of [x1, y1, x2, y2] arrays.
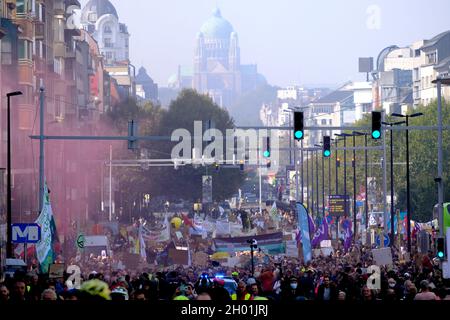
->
[[138, 224, 147, 260], [342, 219, 352, 253], [311, 217, 329, 248], [214, 232, 284, 254], [216, 221, 230, 236], [297, 203, 312, 263], [35, 182, 58, 273]]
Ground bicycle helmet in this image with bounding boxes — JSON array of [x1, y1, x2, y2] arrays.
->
[[80, 279, 111, 300]]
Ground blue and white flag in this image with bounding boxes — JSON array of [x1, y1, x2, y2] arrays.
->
[[297, 203, 312, 263]]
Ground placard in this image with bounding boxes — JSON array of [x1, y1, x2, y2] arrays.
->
[[49, 264, 65, 279], [372, 247, 393, 266]]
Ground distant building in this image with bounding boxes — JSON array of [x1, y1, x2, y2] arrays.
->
[[374, 31, 450, 109], [80, 0, 129, 64], [80, 0, 135, 101], [135, 66, 158, 103], [167, 8, 266, 108]]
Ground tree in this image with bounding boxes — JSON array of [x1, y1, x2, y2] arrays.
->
[[152, 89, 245, 202]]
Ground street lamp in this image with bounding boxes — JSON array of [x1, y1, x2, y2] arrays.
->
[[432, 77, 450, 238], [353, 132, 369, 232], [315, 144, 325, 218], [6, 91, 22, 258], [247, 239, 258, 277], [381, 121, 405, 246], [392, 112, 424, 252]]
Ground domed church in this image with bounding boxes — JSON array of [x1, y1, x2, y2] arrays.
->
[[193, 8, 266, 108]]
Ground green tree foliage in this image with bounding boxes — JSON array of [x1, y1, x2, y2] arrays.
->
[[155, 89, 245, 201]]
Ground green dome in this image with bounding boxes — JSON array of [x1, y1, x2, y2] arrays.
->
[[200, 8, 234, 39]]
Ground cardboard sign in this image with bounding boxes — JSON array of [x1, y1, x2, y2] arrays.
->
[[372, 247, 393, 266], [285, 240, 298, 258], [169, 248, 190, 266], [49, 264, 65, 279], [193, 252, 209, 266]]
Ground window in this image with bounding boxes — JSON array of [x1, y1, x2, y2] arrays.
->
[[105, 51, 113, 60], [88, 12, 97, 23], [104, 25, 112, 34], [18, 39, 32, 60], [55, 95, 64, 120], [415, 49, 421, 57], [54, 57, 63, 75], [104, 38, 113, 48], [321, 119, 327, 125], [1, 37, 12, 64], [16, 0, 25, 14]]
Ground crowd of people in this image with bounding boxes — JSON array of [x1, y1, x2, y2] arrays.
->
[[1, 202, 448, 302], [1, 244, 449, 301]]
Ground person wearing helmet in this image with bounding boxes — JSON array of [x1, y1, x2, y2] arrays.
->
[[79, 279, 111, 301], [111, 286, 129, 301], [173, 295, 189, 301], [231, 272, 239, 283]]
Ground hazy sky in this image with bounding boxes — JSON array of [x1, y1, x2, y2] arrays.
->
[[79, 0, 450, 88]]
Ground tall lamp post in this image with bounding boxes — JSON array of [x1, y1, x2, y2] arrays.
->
[[353, 132, 370, 232], [6, 91, 22, 258], [432, 77, 450, 238], [381, 121, 405, 246], [392, 112, 424, 253], [315, 144, 325, 218]]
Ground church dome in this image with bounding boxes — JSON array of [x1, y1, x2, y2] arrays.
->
[[200, 8, 234, 39], [81, 0, 118, 24]]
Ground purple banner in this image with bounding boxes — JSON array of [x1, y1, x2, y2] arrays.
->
[[342, 219, 352, 253], [311, 217, 329, 248]]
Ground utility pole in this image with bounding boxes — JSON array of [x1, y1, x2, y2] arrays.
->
[[39, 83, 45, 212], [109, 145, 113, 222], [301, 140, 304, 204]]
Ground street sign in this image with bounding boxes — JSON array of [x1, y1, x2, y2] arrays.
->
[[328, 195, 349, 216], [375, 234, 390, 247], [76, 234, 85, 249], [11, 223, 41, 244]]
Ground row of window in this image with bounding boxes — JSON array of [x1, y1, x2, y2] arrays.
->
[[16, 0, 43, 20]]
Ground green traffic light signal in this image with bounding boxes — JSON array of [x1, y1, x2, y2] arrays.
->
[[263, 150, 270, 158], [438, 251, 444, 258], [372, 130, 381, 139], [324, 150, 331, 157], [295, 131, 303, 139]]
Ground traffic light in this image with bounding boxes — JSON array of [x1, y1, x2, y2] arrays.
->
[[436, 237, 445, 260], [267, 160, 271, 169], [372, 111, 382, 140], [323, 136, 331, 157], [128, 120, 139, 150], [239, 160, 244, 171], [214, 162, 220, 171], [294, 111, 304, 140], [337, 158, 341, 167], [263, 137, 271, 158]]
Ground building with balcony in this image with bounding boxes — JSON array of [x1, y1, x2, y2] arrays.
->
[[80, 0, 129, 65]]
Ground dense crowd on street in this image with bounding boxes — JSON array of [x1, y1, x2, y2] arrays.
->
[[1, 246, 449, 301], [1, 204, 449, 302]]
